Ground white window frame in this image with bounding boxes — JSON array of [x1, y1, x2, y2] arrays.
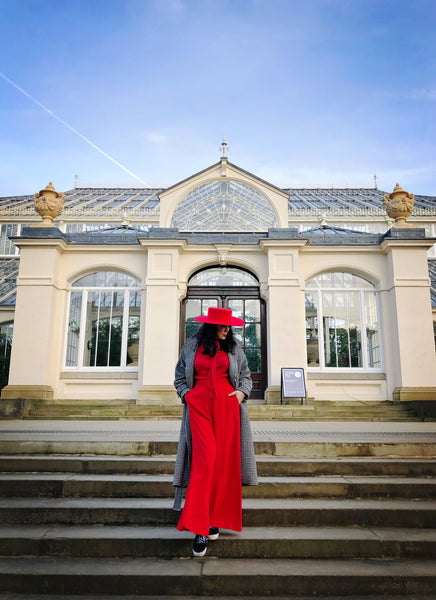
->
[[305, 279, 384, 373], [63, 277, 141, 372]]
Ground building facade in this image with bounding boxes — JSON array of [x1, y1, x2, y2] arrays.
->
[[1, 158, 436, 412]]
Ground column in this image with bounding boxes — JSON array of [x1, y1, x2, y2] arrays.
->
[[137, 239, 186, 404], [260, 240, 307, 404], [380, 236, 436, 402], [1, 234, 67, 408]]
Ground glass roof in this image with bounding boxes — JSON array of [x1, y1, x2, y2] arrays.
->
[[0, 185, 434, 218], [0, 257, 20, 305], [171, 180, 279, 231]]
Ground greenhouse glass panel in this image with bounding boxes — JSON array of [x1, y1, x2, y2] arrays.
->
[[171, 180, 279, 231]]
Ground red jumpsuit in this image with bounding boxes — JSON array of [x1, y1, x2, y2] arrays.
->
[[177, 345, 242, 536]]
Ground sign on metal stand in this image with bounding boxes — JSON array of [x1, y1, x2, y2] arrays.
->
[[281, 368, 307, 405]]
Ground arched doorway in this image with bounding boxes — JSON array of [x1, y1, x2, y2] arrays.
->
[[181, 266, 267, 400]]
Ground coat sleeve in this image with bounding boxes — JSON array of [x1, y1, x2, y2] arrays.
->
[[173, 344, 190, 403], [235, 345, 253, 400]]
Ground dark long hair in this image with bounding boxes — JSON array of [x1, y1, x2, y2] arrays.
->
[[196, 323, 237, 356]]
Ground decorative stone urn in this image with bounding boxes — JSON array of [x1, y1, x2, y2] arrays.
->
[[383, 183, 415, 227], [33, 182, 65, 226]]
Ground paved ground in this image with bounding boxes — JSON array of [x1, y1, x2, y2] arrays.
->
[[1, 419, 436, 443]]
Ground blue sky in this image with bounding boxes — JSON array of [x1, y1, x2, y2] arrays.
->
[[1, 0, 435, 196]]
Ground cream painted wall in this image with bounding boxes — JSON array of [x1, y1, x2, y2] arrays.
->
[[3, 239, 149, 400], [3, 229, 435, 404]]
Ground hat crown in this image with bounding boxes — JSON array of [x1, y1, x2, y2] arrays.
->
[[207, 307, 232, 324], [194, 306, 245, 326]]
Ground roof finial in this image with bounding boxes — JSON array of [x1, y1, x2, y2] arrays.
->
[[374, 174, 378, 189], [219, 136, 229, 158], [74, 174, 79, 189]]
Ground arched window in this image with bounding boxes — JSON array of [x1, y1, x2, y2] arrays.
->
[[305, 272, 382, 370], [65, 271, 141, 369], [189, 266, 258, 287], [171, 180, 279, 231]]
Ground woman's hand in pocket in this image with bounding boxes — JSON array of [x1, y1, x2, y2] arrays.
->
[[228, 390, 245, 404]]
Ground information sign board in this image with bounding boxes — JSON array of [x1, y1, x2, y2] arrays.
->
[[281, 368, 307, 405]]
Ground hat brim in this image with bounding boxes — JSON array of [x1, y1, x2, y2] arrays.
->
[[194, 315, 245, 326]]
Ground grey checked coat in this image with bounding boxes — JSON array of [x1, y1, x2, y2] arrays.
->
[[172, 335, 258, 510]]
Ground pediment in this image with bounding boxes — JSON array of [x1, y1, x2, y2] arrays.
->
[[158, 159, 289, 230]]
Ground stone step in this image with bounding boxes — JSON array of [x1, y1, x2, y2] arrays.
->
[[0, 473, 435, 499], [26, 406, 415, 414], [24, 401, 421, 421], [1, 439, 435, 457], [0, 497, 434, 528], [23, 414, 422, 422], [28, 399, 415, 409], [0, 557, 435, 596], [2, 455, 436, 477], [0, 525, 435, 560], [3, 597, 435, 600]]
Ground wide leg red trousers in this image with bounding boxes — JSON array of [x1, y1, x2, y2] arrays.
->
[[177, 347, 242, 536]]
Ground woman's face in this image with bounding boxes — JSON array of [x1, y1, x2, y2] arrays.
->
[[216, 324, 230, 340]]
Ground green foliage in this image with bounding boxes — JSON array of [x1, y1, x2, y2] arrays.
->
[[91, 319, 122, 367], [326, 327, 360, 367]]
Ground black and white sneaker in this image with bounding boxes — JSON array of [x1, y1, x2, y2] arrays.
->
[[208, 527, 219, 540], [192, 534, 208, 557]]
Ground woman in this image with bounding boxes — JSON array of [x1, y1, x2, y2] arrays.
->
[[173, 306, 258, 557]]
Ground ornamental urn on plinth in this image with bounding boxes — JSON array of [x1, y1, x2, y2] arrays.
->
[[33, 182, 65, 226], [383, 183, 415, 227]]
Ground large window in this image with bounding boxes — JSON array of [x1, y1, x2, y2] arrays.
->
[[0, 224, 19, 255], [171, 181, 279, 231], [65, 270, 141, 369], [305, 272, 382, 371]]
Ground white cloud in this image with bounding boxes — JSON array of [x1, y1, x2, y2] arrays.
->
[[143, 131, 168, 145], [411, 88, 436, 101]]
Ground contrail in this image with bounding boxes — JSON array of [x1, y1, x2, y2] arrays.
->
[[0, 72, 149, 186]]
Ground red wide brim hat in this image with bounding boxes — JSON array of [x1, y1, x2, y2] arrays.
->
[[194, 307, 244, 326]]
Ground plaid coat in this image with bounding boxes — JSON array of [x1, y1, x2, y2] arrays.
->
[[172, 335, 258, 510]]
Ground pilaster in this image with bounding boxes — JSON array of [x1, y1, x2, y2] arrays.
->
[[380, 236, 436, 400], [260, 239, 307, 404], [1, 235, 68, 401], [137, 239, 186, 403]]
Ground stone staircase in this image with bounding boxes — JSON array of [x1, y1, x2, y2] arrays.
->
[[0, 435, 435, 597], [23, 398, 423, 421]]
